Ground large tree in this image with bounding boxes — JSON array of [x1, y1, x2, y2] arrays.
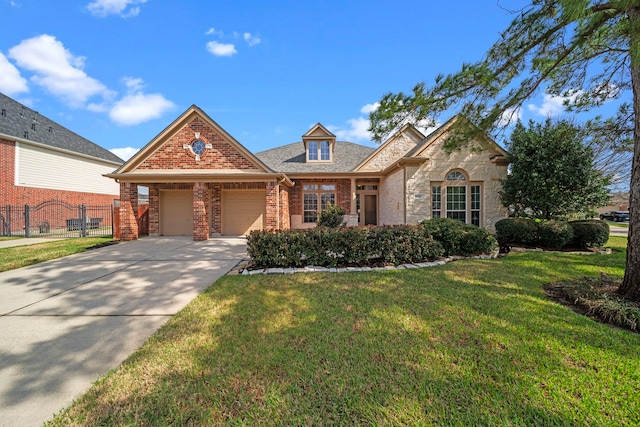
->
[[369, 0, 640, 300], [501, 119, 610, 219]]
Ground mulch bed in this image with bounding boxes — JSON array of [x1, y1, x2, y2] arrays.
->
[[544, 277, 639, 333]]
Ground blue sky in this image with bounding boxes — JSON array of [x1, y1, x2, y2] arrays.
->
[[0, 0, 623, 162]]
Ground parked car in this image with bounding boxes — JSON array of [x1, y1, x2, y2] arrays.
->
[[599, 211, 630, 222]]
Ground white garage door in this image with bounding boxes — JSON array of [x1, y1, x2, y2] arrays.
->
[[222, 190, 266, 236], [160, 191, 193, 236]]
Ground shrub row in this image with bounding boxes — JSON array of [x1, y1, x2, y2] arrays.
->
[[247, 226, 443, 267], [495, 218, 609, 249], [247, 219, 500, 269], [247, 225, 445, 268], [419, 218, 498, 257]]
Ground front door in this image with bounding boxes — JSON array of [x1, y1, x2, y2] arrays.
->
[[364, 194, 377, 225]]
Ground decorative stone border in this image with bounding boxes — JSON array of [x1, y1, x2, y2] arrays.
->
[[227, 251, 499, 276]]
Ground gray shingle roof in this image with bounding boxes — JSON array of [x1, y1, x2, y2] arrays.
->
[[0, 92, 123, 164], [255, 141, 376, 173]]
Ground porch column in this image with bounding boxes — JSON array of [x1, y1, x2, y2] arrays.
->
[[193, 182, 209, 241], [119, 182, 138, 241], [265, 181, 279, 230], [346, 178, 359, 227]]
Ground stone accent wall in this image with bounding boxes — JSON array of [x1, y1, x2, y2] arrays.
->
[[137, 117, 259, 171], [405, 136, 508, 230], [1, 138, 117, 207], [379, 168, 405, 225], [359, 132, 420, 171], [119, 182, 139, 241], [279, 186, 290, 230]]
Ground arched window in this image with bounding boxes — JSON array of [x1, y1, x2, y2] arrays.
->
[[432, 170, 482, 226], [446, 171, 466, 181]]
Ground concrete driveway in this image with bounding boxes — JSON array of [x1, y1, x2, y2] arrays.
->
[[0, 237, 247, 427]]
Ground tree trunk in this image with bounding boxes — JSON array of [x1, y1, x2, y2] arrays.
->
[[618, 6, 640, 300]]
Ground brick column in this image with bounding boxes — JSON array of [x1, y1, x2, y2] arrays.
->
[[149, 185, 159, 235], [210, 184, 221, 235], [193, 182, 209, 241], [119, 182, 138, 241], [265, 181, 279, 230]]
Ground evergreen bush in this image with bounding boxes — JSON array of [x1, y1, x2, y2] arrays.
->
[[570, 220, 610, 248]]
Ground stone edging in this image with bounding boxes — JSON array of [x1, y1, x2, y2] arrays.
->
[[227, 252, 499, 276]]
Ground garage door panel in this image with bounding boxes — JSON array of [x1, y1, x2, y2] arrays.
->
[[160, 191, 193, 236], [222, 190, 265, 236]]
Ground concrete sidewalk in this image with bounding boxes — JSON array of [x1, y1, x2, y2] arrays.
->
[[0, 237, 247, 427]]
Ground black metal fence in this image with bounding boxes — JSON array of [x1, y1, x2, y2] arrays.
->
[[0, 200, 114, 238]]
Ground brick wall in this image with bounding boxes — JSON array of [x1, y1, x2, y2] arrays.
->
[[137, 118, 259, 171], [289, 178, 352, 216], [119, 182, 139, 241], [193, 182, 209, 240], [266, 181, 278, 230], [148, 186, 159, 234], [1, 138, 117, 207]]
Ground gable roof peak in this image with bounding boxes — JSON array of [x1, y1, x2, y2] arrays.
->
[[302, 122, 335, 138]]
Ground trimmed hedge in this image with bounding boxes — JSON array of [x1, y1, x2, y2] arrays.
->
[[570, 220, 610, 248], [420, 218, 498, 257], [496, 218, 609, 249], [247, 225, 444, 269], [537, 220, 574, 249], [495, 218, 538, 246]]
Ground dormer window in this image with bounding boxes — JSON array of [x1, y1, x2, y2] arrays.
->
[[303, 123, 336, 163], [307, 140, 331, 162]]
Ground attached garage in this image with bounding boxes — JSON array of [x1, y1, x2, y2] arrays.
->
[[222, 190, 266, 235], [160, 190, 193, 236]]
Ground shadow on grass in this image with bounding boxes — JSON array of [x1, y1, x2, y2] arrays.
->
[[49, 238, 639, 425]]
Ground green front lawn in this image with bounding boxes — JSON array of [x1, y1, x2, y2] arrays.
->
[[49, 237, 638, 426], [603, 220, 629, 228], [0, 237, 114, 272]]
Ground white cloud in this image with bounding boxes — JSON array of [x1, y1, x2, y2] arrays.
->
[[497, 107, 522, 127], [206, 41, 237, 57], [414, 118, 439, 137], [109, 92, 174, 126], [110, 146, 139, 160], [360, 102, 380, 114], [243, 32, 261, 46], [0, 51, 28, 95], [122, 76, 144, 92], [332, 117, 372, 142], [527, 93, 580, 117], [205, 27, 216, 35], [8, 34, 112, 107], [87, 0, 147, 17]]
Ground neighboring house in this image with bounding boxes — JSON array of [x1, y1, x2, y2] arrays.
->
[[0, 92, 123, 207], [107, 105, 508, 241]]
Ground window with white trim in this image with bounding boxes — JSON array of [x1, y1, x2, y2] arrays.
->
[[471, 185, 481, 226], [307, 140, 331, 162], [432, 185, 442, 218], [430, 171, 482, 226], [303, 183, 336, 223]]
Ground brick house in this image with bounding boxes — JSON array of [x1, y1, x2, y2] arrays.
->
[[107, 105, 508, 241], [0, 92, 122, 207]]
